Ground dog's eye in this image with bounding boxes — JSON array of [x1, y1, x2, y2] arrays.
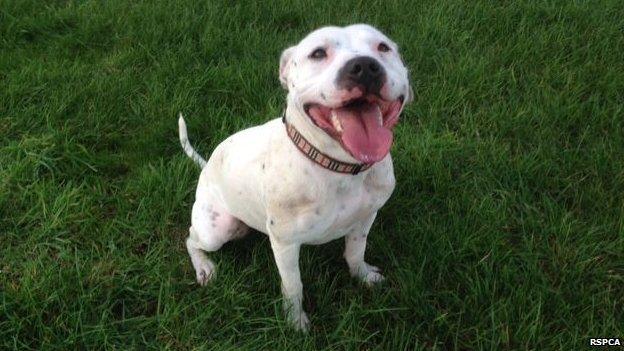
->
[[309, 48, 327, 60], [378, 42, 391, 53]]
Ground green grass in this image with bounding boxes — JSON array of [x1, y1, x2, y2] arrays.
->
[[1, 0, 623, 349]]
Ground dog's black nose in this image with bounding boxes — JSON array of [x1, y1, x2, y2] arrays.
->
[[336, 56, 386, 94]]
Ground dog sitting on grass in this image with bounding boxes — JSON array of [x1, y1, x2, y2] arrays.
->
[[179, 24, 411, 331]]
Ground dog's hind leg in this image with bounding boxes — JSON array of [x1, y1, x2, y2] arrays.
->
[[186, 189, 248, 286]]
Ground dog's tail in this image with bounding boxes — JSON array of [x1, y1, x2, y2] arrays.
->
[[178, 113, 208, 168]]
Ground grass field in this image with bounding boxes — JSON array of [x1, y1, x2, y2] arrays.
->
[[1, 0, 623, 349]]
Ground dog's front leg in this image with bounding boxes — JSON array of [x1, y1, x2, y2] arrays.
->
[[344, 212, 385, 286], [269, 238, 309, 331]]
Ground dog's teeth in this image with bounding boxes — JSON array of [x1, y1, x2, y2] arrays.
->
[[331, 112, 343, 132]]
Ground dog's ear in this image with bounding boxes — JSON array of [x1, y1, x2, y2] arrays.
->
[[398, 54, 414, 104], [407, 85, 414, 104], [279, 46, 295, 89]]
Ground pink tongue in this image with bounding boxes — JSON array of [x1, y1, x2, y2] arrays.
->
[[335, 104, 393, 163]]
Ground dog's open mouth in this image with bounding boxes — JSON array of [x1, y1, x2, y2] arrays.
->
[[304, 95, 404, 163]]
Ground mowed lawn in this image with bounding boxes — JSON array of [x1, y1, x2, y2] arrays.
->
[[1, 0, 623, 349]]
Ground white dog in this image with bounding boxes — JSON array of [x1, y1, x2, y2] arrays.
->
[[178, 24, 411, 331]]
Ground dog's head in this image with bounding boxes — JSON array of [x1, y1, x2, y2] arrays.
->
[[280, 24, 412, 163]]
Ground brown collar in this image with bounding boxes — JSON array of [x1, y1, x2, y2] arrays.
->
[[283, 114, 372, 175]]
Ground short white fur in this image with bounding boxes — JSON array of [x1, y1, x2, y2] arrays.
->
[[180, 24, 411, 331]]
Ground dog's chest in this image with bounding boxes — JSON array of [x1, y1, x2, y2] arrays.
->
[[302, 174, 393, 244], [332, 182, 378, 225], [262, 138, 396, 244]]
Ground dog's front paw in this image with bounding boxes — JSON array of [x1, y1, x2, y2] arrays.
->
[[362, 270, 385, 286], [194, 259, 215, 286], [287, 309, 310, 332], [282, 299, 310, 332], [351, 262, 385, 286]]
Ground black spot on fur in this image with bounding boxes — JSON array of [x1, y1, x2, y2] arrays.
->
[[262, 163, 265, 170], [320, 93, 326, 100], [270, 219, 274, 225]]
